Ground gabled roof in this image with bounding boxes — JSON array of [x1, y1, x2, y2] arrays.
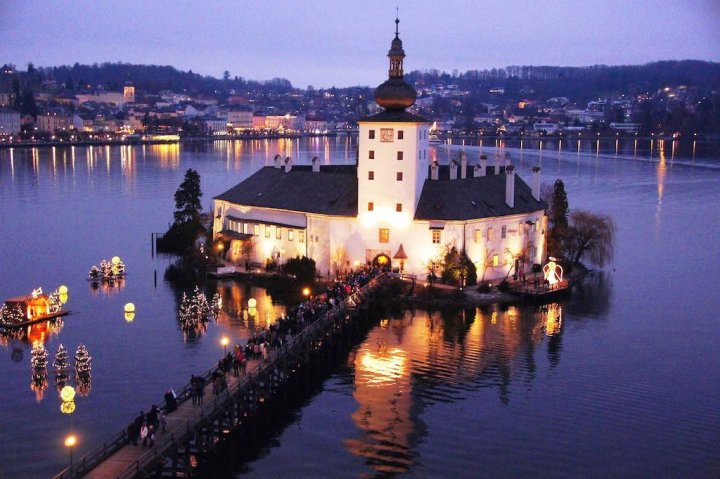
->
[[414, 165, 546, 221], [214, 165, 358, 217]]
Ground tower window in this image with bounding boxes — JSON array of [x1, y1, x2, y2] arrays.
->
[[368, 171, 375, 180], [501, 225, 507, 238], [474, 229, 482, 243], [398, 130, 404, 140], [396, 203, 402, 212], [487, 227, 494, 241], [369, 150, 375, 159], [397, 151, 403, 161], [379, 228, 390, 243], [265, 226, 271, 238], [396, 172, 403, 181], [299, 231, 305, 243], [288, 230, 295, 241], [432, 230, 441, 244], [368, 202, 374, 211], [492, 254, 499, 267], [276, 227, 282, 240], [369, 130, 375, 139]]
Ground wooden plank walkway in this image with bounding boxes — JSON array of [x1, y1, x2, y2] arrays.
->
[[54, 273, 386, 479], [85, 358, 262, 479]]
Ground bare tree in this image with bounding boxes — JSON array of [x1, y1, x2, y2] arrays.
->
[[565, 211, 615, 267]]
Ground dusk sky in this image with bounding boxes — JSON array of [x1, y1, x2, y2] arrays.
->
[[1, 0, 719, 88]]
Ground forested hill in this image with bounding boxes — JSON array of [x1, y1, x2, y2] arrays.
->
[[16, 59, 720, 101], [406, 60, 720, 102]]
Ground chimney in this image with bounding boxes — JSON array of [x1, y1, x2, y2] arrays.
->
[[494, 153, 502, 175], [274, 154, 282, 168], [284, 156, 292, 173], [460, 153, 467, 179], [430, 161, 439, 180], [449, 160, 458, 180], [505, 165, 515, 208], [504, 152, 512, 168], [476, 154, 487, 177], [532, 166, 541, 201], [312, 156, 320, 172]]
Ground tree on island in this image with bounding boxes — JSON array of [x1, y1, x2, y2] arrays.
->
[[565, 211, 616, 267], [546, 179, 569, 258], [158, 169, 206, 254]]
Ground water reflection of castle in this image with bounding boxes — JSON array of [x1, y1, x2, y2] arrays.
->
[[345, 304, 563, 476]]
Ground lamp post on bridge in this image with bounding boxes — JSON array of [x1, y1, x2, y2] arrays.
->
[[64, 434, 77, 477]]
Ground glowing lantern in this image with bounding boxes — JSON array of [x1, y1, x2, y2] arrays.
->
[[58, 285, 69, 295], [124, 312, 135, 323], [302, 288, 310, 297], [59, 293, 69, 305], [247, 298, 257, 308], [111, 256, 122, 265], [61, 401, 76, 415], [60, 385, 76, 402], [124, 303, 135, 313]]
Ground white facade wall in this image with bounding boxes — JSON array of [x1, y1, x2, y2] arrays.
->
[[0, 109, 21, 135], [228, 110, 253, 129]]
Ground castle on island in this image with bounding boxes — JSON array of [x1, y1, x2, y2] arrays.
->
[[213, 19, 547, 281]]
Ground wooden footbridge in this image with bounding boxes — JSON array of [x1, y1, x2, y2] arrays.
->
[[52, 274, 387, 479]]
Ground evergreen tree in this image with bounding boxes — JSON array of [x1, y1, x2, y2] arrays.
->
[[20, 85, 38, 118], [75, 344, 92, 376], [173, 169, 203, 225], [547, 179, 569, 258], [53, 344, 69, 370]]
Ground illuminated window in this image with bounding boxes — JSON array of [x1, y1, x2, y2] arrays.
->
[[487, 227, 494, 241], [398, 130, 404, 140], [369, 150, 375, 159], [253, 224, 259, 236], [276, 227, 282, 240], [368, 202, 374, 211], [432, 230, 441, 244], [265, 226, 271, 238], [501, 226, 507, 238], [396, 203, 402, 212], [299, 231, 305, 243], [289, 230, 294, 241], [396, 172, 403, 181], [368, 171, 374, 180], [379, 228, 390, 243], [397, 151, 403, 161], [474, 229, 482, 243], [369, 129, 375, 139], [492, 254, 499, 267]]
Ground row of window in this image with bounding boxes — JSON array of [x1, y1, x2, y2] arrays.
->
[[472, 222, 537, 243], [367, 150, 404, 161], [368, 171, 403, 181], [368, 202, 403, 212], [227, 220, 305, 243], [367, 129, 429, 141]]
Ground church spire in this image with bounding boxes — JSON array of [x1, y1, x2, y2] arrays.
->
[[388, 15, 405, 79], [374, 16, 416, 111]]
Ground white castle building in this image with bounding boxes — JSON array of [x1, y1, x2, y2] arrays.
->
[[213, 20, 547, 281]]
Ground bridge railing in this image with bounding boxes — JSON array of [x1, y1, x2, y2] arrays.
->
[[52, 272, 386, 479]]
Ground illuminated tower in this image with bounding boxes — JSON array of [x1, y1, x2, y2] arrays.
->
[[123, 82, 135, 104], [357, 17, 430, 249]]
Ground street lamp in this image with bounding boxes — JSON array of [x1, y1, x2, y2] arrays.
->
[[221, 336, 229, 355], [64, 434, 77, 475]]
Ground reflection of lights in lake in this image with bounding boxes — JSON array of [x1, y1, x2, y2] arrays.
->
[[359, 348, 407, 385], [61, 400, 76, 414], [544, 304, 563, 337]]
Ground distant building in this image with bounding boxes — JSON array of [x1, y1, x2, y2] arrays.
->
[[76, 91, 125, 106], [0, 91, 16, 107], [123, 82, 135, 104], [212, 19, 546, 280], [36, 110, 83, 133], [0, 108, 21, 135], [265, 114, 305, 131], [533, 122, 560, 134], [228, 107, 253, 129], [609, 122, 640, 133]]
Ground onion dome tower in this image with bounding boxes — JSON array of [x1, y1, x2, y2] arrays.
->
[[374, 17, 417, 111]]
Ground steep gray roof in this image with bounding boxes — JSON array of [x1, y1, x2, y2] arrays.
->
[[414, 165, 547, 221], [214, 165, 358, 216]]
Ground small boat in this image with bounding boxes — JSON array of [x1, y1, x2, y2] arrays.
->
[[1, 288, 70, 329], [88, 257, 126, 281]]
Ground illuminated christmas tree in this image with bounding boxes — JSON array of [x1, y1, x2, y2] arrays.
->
[[53, 343, 69, 370], [74, 344, 92, 377], [31, 341, 48, 372], [1, 304, 25, 326]]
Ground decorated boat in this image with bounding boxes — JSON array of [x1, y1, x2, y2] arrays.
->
[[1, 287, 70, 328]]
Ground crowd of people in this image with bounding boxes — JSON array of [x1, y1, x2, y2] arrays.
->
[[128, 265, 383, 448]]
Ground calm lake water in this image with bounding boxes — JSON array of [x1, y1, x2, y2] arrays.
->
[[1, 137, 719, 478]]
